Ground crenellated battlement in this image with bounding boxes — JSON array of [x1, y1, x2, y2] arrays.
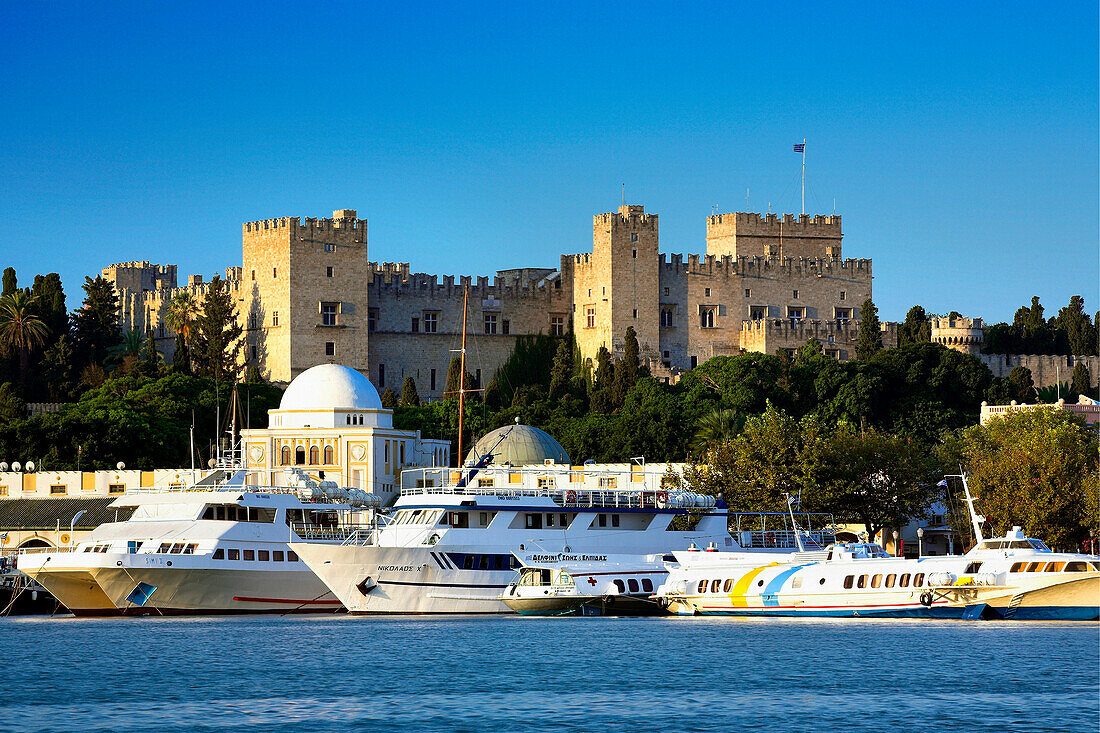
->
[[657, 253, 871, 279], [369, 268, 569, 302], [594, 204, 658, 230], [243, 209, 366, 238], [707, 212, 841, 234]]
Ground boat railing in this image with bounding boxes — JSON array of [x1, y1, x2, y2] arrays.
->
[[290, 523, 376, 542], [399, 484, 717, 511], [339, 528, 378, 547], [735, 529, 834, 550]]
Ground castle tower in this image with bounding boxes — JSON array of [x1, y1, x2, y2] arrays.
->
[[571, 204, 660, 366], [930, 316, 984, 356], [705, 212, 842, 260], [242, 209, 370, 383]]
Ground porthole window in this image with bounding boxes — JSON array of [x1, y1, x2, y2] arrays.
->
[[615, 579, 627, 593], [627, 579, 640, 593], [641, 578, 653, 593]]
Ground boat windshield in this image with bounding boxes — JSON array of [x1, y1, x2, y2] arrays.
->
[[977, 539, 1049, 551]]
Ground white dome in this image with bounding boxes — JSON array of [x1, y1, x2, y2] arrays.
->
[[279, 364, 382, 411]]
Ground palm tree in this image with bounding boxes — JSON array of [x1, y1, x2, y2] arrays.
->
[[112, 329, 146, 359], [692, 408, 745, 455], [0, 291, 50, 387], [165, 291, 198, 343]]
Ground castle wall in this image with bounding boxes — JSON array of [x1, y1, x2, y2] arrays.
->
[[979, 354, 1099, 389], [740, 318, 898, 359]]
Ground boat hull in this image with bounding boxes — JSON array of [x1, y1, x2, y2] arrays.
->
[[505, 593, 664, 616], [19, 567, 118, 615]]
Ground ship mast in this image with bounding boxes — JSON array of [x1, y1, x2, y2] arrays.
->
[[457, 285, 468, 468]]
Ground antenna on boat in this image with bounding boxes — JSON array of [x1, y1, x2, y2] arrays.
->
[[958, 473, 985, 543], [783, 492, 806, 552]]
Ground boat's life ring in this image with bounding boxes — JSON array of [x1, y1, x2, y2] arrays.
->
[[920, 592, 934, 607], [59, 533, 71, 545], [656, 490, 669, 507], [565, 489, 577, 504], [764, 531, 775, 547]]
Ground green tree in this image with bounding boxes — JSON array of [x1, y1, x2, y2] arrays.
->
[[590, 346, 614, 413], [138, 331, 161, 378], [612, 326, 641, 405], [548, 339, 574, 399], [0, 291, 50, 388], [400, 376, 420, 407], [898, 305, 931, 347], [30, 273, 68, 347], [691, 408, 744, 455], [1007, 366, 1034, 402], [444, 356, 478, 400], [0, 382, 25, 423], [961, 407, 1098, 549], [856, 298, 883, 360], [71, 275, 121, 370], [190, 277, 243, 383], [1056, 296, 1092, 356], [38, 335, 76, 401], [1071, 363, 1092, 399], [1, 267, 16, 297], [380, 387, 398, 410]]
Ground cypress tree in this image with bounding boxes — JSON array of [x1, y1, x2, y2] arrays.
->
[[2, 268, 16, 297], [855, 298, 883, 360], [380, 387, 398, 410], [72, 275, 121, 369], [191, 276, 244, 382], [400, 376, 420, 407], [1071, 363, 1092, 399], [548, 339, 573, 399]]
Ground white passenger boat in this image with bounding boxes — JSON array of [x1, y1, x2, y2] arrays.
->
[[17, 469, 379, 615], [656, 477, 1100, 621], [289, 460, 783, 614]]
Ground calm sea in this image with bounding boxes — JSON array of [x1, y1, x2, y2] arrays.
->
[[2, 615, 1097, 732]]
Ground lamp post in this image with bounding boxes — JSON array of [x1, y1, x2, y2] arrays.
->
[[892, 529, 899, 557], [917, 527, 925, 557]]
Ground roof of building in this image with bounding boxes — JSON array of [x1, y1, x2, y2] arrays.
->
[[279, 364, 382, 412], [466, 423, 570, 467], [0, 498, 134, 531]]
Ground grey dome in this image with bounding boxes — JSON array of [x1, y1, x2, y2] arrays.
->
[[466, 424, 569, 466]]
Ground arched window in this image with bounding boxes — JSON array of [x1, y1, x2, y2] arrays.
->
[[295, 447, 306, 465], [323, 445, 334, 464], [346, 415, 351, 425], [280, 446, 291, 465], [309, 446, 319, 465]]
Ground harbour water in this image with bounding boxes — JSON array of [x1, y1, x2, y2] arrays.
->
[[3, 615, 1097, 732]]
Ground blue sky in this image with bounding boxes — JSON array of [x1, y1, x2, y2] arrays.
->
[[1, 1, 1096, 322]]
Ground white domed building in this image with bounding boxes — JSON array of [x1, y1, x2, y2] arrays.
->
[[241, 364, 450, 497]]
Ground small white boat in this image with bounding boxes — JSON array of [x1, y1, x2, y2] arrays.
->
[[501, 553, 674, 616]]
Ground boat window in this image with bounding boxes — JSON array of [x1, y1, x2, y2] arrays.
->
[[723, 579, 733, 592], [288, 551, 299, 562], [509, 555, 520, 569], [244, 550, 255, 561], [212, 549, 224, 559], [449, 512, 469, 528], [611, 514, 620, 527], [1043, 562, 1064, 572], [559, 572, 573, 586], [478, 556, 490, 570], [697, 580, 707, 593], [545, 514, 555, 527], [228, 549, 240, 560], [885, 574, 896, 588], [642, 578, 653, 593], [479, 512, 489, 526], [525, 513, 543, 530], [710, 579, 721, 593], [628, 579, 640, 593], [913, 573, 925, 587], [259, 550, 270, 561], [598, 514, 607, 527], [1028, 539, 1050, 552], [843, 575, 854, 589], [1009, 541, 1034, 550], [169, 543, 185, 554], [273, 550, 284, 562], [183, 544, 196, 555], [614, 579, 626, 593], [158, 543, 171, 553], [871, 574, 882, 588], [463, 555, 474, 569], [856, 575, 868, 589], [1010, 562, 1027, 572], [964, 562, 983, 574], [1065, 561, 1089, 572], [1092, 562, 1100, 571], [900, 573, 910, 587], [792, 577, 803, 589], [1026, 562, 1044, 572]]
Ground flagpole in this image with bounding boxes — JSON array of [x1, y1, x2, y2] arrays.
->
[[801, 138, 806, 215]]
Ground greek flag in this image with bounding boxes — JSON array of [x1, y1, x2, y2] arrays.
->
[[793, 143, 805, 153]]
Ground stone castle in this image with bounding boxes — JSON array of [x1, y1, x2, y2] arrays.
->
[[108, 205, 894, 399]]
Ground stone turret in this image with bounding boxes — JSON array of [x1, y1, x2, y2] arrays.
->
[[930, 316, 984, 355]]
